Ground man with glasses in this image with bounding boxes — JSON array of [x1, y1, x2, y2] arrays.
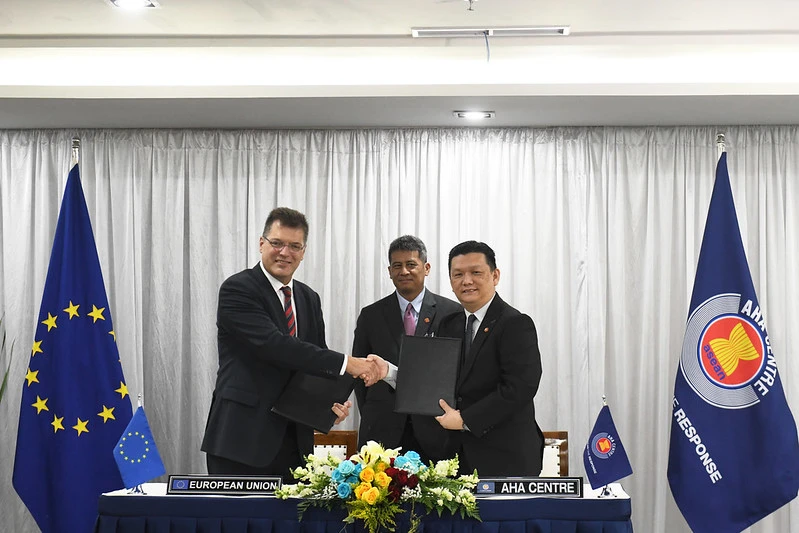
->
[[352, 235, 461, 455], [202, 207, 380, 480]]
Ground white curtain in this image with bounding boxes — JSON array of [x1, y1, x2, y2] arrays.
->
[[1, 127, 797, 532]]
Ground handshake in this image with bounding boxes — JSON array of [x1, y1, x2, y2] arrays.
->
[[345, 354, 388, 387]]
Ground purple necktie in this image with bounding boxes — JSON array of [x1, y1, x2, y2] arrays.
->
[[403, 303, 416, 336]]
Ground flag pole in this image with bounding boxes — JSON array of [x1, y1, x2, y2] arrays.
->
[[71, 137, 80, 167], [598, 395, 612, 498], [127, 392, 147, 495], [716, 132, 726, 158]]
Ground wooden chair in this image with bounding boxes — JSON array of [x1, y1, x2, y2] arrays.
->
[[541, 430, 569, 477], [313, 430, 358, 460]]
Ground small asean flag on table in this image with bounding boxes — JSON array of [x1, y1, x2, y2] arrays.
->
[[583, 405, 633, 489]]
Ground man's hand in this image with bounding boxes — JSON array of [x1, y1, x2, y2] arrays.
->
[[435, 399, 465, 431], [345, 355, 381, 386], [332, 400, 352, 425], [366, 354, 389, 382]]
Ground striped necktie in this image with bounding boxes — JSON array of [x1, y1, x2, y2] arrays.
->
[[281, 286, 297, 336]]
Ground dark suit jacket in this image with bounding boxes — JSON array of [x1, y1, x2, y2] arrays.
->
[[412, 293, 544, 476], [352, 289, 461, 447], [201, 264, 344, 467]]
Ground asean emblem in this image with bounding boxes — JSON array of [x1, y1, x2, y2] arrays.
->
[[680, 293, 767, 409], [590, 433, 616, 460]]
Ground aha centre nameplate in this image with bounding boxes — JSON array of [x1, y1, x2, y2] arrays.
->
[[167, 475, 282, 495], [475, 477, 583, 498]]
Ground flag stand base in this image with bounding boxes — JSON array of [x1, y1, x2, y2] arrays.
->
[[125, 485, 146, 495], [598, 485, 615, 498]]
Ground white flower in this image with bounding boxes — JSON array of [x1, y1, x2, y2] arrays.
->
[[357, 440, 400, 466], [456, 489, 476, 505], [434, 462, 450, 477]]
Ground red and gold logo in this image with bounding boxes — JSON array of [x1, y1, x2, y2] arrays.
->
[[700, 317, 764, 387]]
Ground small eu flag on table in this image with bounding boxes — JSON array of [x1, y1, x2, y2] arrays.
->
[[114, 406, 166, 488]]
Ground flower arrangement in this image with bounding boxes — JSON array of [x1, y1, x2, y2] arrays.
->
[[275, 441, 480, 533]]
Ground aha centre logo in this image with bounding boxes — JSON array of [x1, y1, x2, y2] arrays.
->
[[680, 293, 766, 409], [590, 432, 617, 460]]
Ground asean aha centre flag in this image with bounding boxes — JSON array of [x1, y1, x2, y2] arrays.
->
[[667, 153, 799, 533], [13, 164, 133, 533], [583, 405, 633, 488]]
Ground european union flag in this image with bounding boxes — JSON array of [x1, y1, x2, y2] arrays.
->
[[582, 405, 633, 489], [667, 153, 799, 532], [114, 406, 166, 488], [13, 164, 133, 533]]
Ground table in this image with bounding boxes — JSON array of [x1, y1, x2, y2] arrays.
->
[[95, 482, 633, 533]]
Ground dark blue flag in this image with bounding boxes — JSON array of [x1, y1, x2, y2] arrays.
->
[[114, 406, 166, 488], [13, 164, 133, 533], [668, 153, 799, 533], [583, 405, 633, 488]]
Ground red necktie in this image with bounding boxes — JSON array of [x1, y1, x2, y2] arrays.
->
[[281, 286, 296, 336], [403, 303, 416, 336]]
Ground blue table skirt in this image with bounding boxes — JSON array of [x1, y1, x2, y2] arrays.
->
[[95, 490, 633, 533]]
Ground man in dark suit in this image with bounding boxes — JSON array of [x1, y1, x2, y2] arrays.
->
[[352, 235, 461, 454], [413, 240, 544, 476], [201, 207, 380, 480]]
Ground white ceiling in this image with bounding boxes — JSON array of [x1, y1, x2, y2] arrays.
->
[[2, 0, 799, 128]]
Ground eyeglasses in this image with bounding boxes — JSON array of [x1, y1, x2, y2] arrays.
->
[[263, 237, 306, 253]]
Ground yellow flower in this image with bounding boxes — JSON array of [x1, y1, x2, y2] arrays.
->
[[360, 466, 375, 483], [354, 482, 371, 499], [374, 471, 391, 488], [363, 486, 380, 505], [375, 461, 387, 473]]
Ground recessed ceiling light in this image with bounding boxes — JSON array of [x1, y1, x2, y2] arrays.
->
[[453, 111, 495, 120], [413, 26, 569, 38], [108, 0, 159, 8]]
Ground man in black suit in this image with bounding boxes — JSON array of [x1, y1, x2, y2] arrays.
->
[[201, 207, 380, 480], [352, 235, 461, 454], [413, 240, 544, 476]]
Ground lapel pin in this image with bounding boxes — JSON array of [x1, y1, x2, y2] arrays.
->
[[483, 327, 489, 333], [424, 317, 431, 323]]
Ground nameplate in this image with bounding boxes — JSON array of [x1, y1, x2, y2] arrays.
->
[[475, 477, 583, 498], [167, 475, 282, 495]]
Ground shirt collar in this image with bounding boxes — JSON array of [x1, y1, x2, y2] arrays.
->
[[465, 293, 495, 324], [397, 287, 426, 315], [259, 261, 294, 294]]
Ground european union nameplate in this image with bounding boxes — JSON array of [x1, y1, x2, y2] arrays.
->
[[475, 477, 583, 498], [167, 475, 282, 495]]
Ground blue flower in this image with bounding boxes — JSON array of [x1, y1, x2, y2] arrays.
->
[[394, 456, 409, 468], [331, 468, 345, 482], [338, 460, 356, 475], [404, 451, 421, 463], [336, 482, 353, 498], [346, 474, 360, 484]]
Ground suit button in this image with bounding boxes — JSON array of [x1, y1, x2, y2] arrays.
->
[[457, 396, 463, 405]]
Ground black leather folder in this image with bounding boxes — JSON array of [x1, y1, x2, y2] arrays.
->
[[394, 335, 461, 416], [271, 372, 356, 434]]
